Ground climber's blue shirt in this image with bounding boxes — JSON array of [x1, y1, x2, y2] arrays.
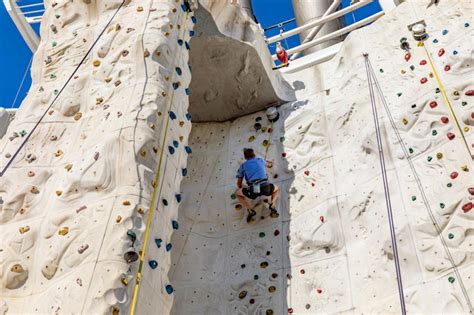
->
[[237, 157, 267, 183]]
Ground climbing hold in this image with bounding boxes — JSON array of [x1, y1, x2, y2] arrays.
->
[[260, 261, 269, 268], [239, 291, 247, 299], [241, 264, 246, 269], [304, 170, 310, 176], [155, 239, 162, 248], [447, 183, 452, 188], [169, 111, 177, 120], [420, 60, 427, 65], [300, 269, 305, 274], [305, 304, 311, 310], [436, 88, 440, 93], [436, 152, 443, 159], [447, 132, 455, 140], [253, 274, 258, 280], [438, 48, 445, 57], [175, 194, 182, 203], [254, 123, 262, 131], [96, 97, 103, 105], [116, 216, 122, 223], [444, 65, 451, 71], [186, 113, 192, 121], [111, 307, 119, 315], [448, 233, 454, 239], [74, 112, 82, 120], [172, 220, 179, 230], [274, 229, 280, 236], [185, 88, 190, 95], [55, 150, 64, 157], [185, 146, 192, 154], [427, 156, 432, 162], [316, 288, 323, 294], [450, 171, 458, 179], [462, 165, 469, 172], [411, 196, 417, 201], [58, 227, 69, 236], [189, 30, 195, 37], [259, 232, 265, 238], [448, 277, 455, 283], [162, 199, 168, 206], [182, 168, 188, 176], [173, 140, 179, 148], [281, 152, 287, 158], [263, 140, 270, 147], [465, 90, 474, 96], [400, 70, 406, 74], [149, 260, 158, 269], [123, 200, 131, 206], [191, 16, 197, 24], [172, 82, 179, 90], [288, 308, 294, 313], [168, 146, 175, 154], [77, 244, 89, 254], [410, 65, 415, 71], [268, 286, 276, 293], [433, 38, 438, 43], [166, 243, 172, 252], [465, 22, 470, 27], [30, 186, 39, 194], [27, 171, 35, 177], [432, 130, 437, 136], [165, 285, 174, 294], [93, 60, 101, 67], [440, 203, 445, 209], [177, 39, 184, 46], [442, 29, 448, 35], [420, 77, 428, 84], [397, 92, 402, 97], [175, 67, 182, 75], [121, 277, 128, 286], [144, 49, 150, 57], [379, 69, 384, 73], [235, 204, 242, 211], [409, 148, 414, 154], [402, 118, 408, 125], [19, 226, 30, 234], [249, 299, 255, 304], [19, 130, 27, 137], [453, 50, 458, 55], [185, 42, 190, 50], [248, 136, 255, 142], [462, 202, 473, 213], [320, 216, 325, 223], [441, 117, 449, 124], [404, 52, 411, 61]]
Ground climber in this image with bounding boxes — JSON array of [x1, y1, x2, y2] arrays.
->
[[276, 42, 289, 66], [236, 148, 280, 223]]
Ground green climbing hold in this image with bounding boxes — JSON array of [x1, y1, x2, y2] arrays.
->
[[279, 136, 285, 143], [379, 69, 384, 73], [19, 130, 27, 137], [410, 65, 415, 71], [448, 276, 455, 283], [411, 196, 417, 201], [254, 275, 259, 280], [448, 233, 454, 239], [440, 203, 445, 209], [400, 37, 407, 43], [230, 193, 236, 200], [397, 93, 402, 97], [462, 101, 467, 106], [447, 183, 452, 188], [259, 232, 265, 238], [52, 41, 57, 47], [248, 136, 255, 142], [427, 156, 432, 162], [432, 130, 438, 136]]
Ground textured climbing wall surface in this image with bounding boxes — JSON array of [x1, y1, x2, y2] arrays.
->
[[169, 1, 473, 314], [0, 0, 195, 314]]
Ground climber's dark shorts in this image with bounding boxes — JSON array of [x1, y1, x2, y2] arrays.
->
[[242, 182, 275, 200]]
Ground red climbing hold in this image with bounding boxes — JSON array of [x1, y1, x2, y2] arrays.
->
[[320, 216, 325, 223], [444, 65, 451, 71], [404, 52, 411, 61], [420, 77, 428, 84], [438, 48, 445, 57], [462, 202, 473, 213], [420, 60, 427, 65], [471, 112, 474, 119], [468, 187, 474, 195], [450, 171, 458, 179], [282, 152, 287, 158], [429, 101, 437, 108], [441, 116, 449, 124], [300, 269, 305, 274], [466, 90, 474, 96], [447, 132, 455, 140], [288, 308, 294, 314], [316, 288, 323, 294], [304, 170, 310, 176]]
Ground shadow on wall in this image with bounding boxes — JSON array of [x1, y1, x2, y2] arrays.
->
[[167, 104, 296, 314]]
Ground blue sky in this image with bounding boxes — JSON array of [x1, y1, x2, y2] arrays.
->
[[0, 0, 380, 109]]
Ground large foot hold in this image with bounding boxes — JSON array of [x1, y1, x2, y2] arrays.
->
[[247, 209, 256, 223]]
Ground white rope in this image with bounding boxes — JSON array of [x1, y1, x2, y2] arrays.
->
[[10, 55, 33, 108]]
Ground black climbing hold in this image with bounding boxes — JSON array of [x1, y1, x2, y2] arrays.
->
[[188, 64, 192, 72], [182, 168, 188, 176], [185, 146, 192, 154], [172, 82, 179, 90], [254, 123, 262, 131], [175, 194, 182, 203], [436, 88, 440, 93], [162, 199, 168, 206], [465, 22, 470, 27], [173, 140, 179, 148], [271, 273, 278, 278], [172, 220, 179, 230], [177, 39, 184, 46], [433, 38, 438, 43], [266, 251, 271, 256], [169, 111, 177, 120], [175, 67, 182, 75], [149, 260, 158, 269], [256, 117, 262, 122], [155, 238, 162, 248], [266, 310, 274, 315], [168, 146, 175, 154], [166, 243, 172, 252], [254, 275, 259, 280], [241, 264, 246, 269], [166, 284, 174, 294]]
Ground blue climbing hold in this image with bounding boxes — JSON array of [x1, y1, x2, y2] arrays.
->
[[185, 146, 192, 154], [169, 111, 177, 120], [177, 39, 184, 46], [465, 22, 469, 27], [175, 67, 182, 75], [168, 146, 175, 154], [149, 260, 158, 269], [166, 243, 172, 252], [442, 29, 448, 35], [180, 4, 187, 12], [185, 42, 190, 50], [189, 30, 195, 37], [163, 199, 168, 206], [186, 113, 192, 121], [166, 284, 174, 294], [185, 88, 190, 96], [173, 140, 179, 148], [172, 220, 179, 230], [433, 38, 438, 43], [191, 16, 197, 24], [182, 168, 188, 176], [155, 238, 162, 248], [175, 194, 182, 203], [172, 82, 179, 90]]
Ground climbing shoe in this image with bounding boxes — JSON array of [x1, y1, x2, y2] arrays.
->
[[269, 205, 279, 218], [246, 209, 256, 223]]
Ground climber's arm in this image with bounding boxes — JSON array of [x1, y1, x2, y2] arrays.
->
[[237, 177, 243, 189]]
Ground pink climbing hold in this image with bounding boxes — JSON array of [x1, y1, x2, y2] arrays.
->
[[316, 288, 323, 294], [441, 116, 449, 124], [438, 48, 445, 57], [444, 65, 451, 71], [420, 60, 427, 65], [462, 202, 473, 213], [429, 101, 437, 108], [447, 132, 455, 140], [450, 171, 458, 179], [404, 52, 411, 61], [420, 77, 428, 84], [320, 216, 325, 223], [466, 90, 474, 96]]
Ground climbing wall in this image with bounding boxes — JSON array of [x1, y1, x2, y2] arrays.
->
[[169, 1, 473, 314], [0, 0, 196, 314]]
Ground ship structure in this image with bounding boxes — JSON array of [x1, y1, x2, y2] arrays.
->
[[0, 0, 473, 314]]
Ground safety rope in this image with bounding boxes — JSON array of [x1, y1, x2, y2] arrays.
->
[[422, 44, 472, 159], [0, 1, 126, 177], [365, 55, 473, 312], [10, 56, 33, 109], [364, 53, 407, 315], [129, 9, 190, 315]]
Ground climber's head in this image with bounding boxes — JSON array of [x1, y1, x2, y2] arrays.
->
[[243, 148, 255, 160]]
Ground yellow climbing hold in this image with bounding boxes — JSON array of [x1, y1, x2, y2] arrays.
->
[[56, 191, 63, 196], [137, 207, 144, 215], [111, 306, 120, 315], [96, 97, 104, 105], [436, 152, 443, 160], [137, 6, 144, 12], [74, 112, 82, 120], [161, 91, 167, 97], [65, 163, 73, 171], [401, 69, 406, 74], [248, 136, 255, 142], [165, 76, 170, 81], [179, 121, 185, 127], [179, 136, 184, 142], [140, 150, 147, 157], [123, 200, 131, 206], [116, 215, 122, 223], [402, 118, 408, 125], [149, 123, 156, 130], [93, 60, 101, 67], [30, 186, 39, 194], [55, 150, 63, 157], [464, 126, 470, 132], [11, 264, 24, 273], [144, 49, 150, 57], [156, 51, 161, 57], [461, 165, 469, 172], [121, 277, 129, 286], [263, 139, 270, 147], [19, 226, 30, 234], [417, 41, 424, 47], [58, 227, 69, 236]]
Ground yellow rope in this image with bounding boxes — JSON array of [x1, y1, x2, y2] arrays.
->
[[423, 44, 472, 158], [129, 9, 190, 315]]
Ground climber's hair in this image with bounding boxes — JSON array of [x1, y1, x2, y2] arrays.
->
[[243, 148, 255, 160]]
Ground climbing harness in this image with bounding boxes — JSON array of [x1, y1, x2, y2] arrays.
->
[[129, 8, 191, 315], [0, 1, 126, 177], [363, 53, 407, 315], [364, 54, 473, 313], [422, 44, 472, 159]]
